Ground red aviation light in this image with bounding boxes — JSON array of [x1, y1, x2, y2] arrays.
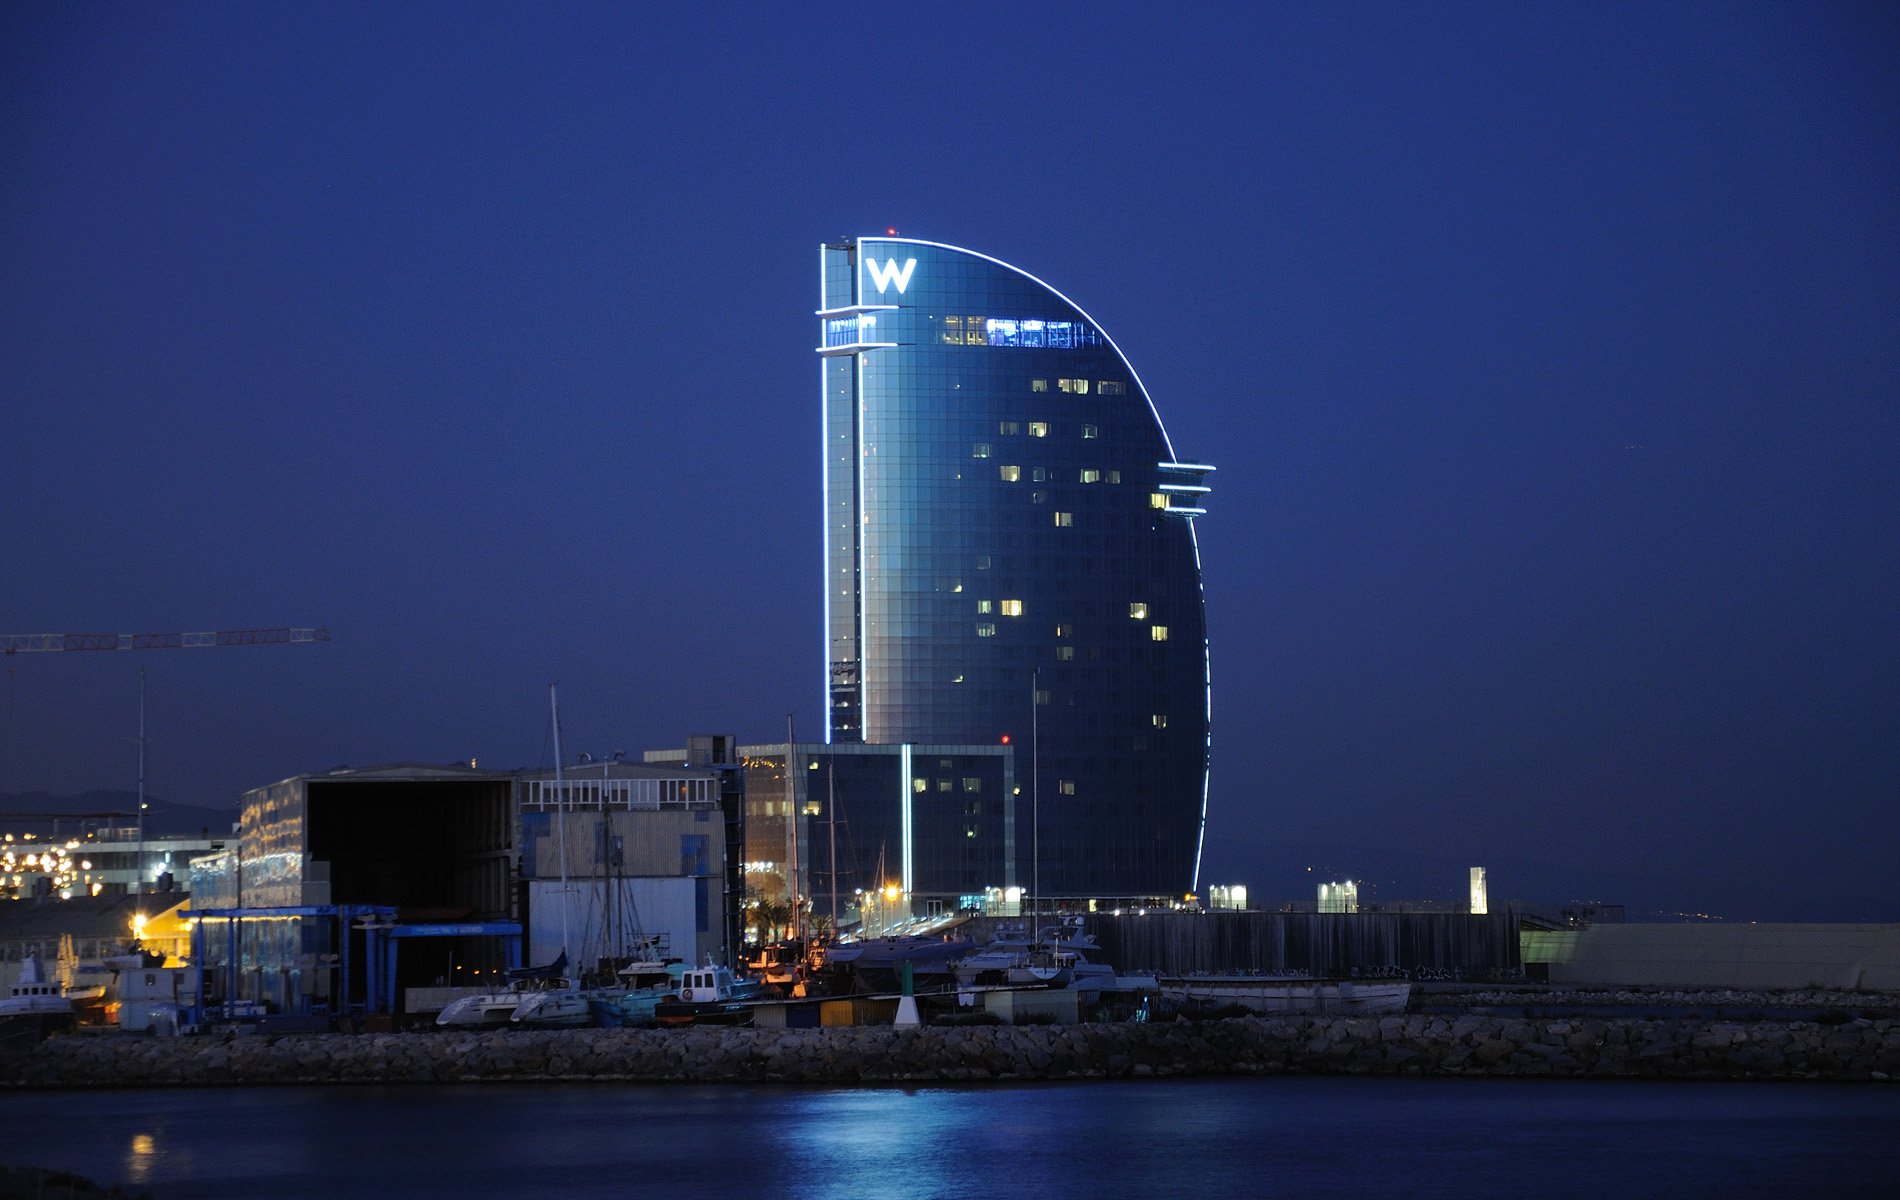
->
[[1000, 734, 1011, 745]]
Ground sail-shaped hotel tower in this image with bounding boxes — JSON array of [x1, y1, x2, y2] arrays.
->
[[818, 238, 1211, 899]]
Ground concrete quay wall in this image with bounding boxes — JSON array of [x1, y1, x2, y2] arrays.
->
[[5, 1015, 1897, 1089]]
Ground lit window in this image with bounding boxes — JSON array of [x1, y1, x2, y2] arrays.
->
[[977, 600, 993, 614], [1079, 469, 1100, 483], [999, 465, 1021, 482], [1152, 714, 1168, 728], [1082, 424, 1099, 439], [962, 777, 982, 793], [1054, 512, 1072, 527], [1030, 380, 1049, 393], [1055, 624, 1072, 638], [999, 421, 1020, 435], [972, 443, 991, 459], [1151, 625, 1169, 642], [965, 317, 988, 346], [1029, 422, 1049, 437], [1058, 378, 1090, 394], [1059, 780, 1076, 795], [1099, 381, 1126, 395], [913, 778, 927, 793], [976, 623, 997, 637], [941, 316, 964, 346], [1150, 493, 1169, 510], [1000, 599, 1023, 617], [1032, 467, 1048, 482], [1130, 602, 1148, 619], [1034, 689, 1050, 705], [1106, 470, 1121, 484], [1056, 646, 1074, 661], [938, 779, 952, 793]]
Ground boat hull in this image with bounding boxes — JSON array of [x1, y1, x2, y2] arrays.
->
[[0, 1010, 77, 1053], [1157, 979, 1412, 1016], [652, 1000, 755, 1026]]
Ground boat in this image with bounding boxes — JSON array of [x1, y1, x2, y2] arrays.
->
[[1, 954, 77, 1019], [512, 949, 683, 1028], [0, 954, 80, 1050], [652, 963, 765, 1026], [507, 983, 591, 1028], [954, 918, 1149, 995], [815, 932, 976, 996], [1156, 975, 1412, 1016], [437, 953, 575, 1028], [746, 941, 802, 995], [584, 956, 688, 1026]]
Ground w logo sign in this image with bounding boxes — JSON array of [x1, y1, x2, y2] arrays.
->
[[865, 257, 917, 295]]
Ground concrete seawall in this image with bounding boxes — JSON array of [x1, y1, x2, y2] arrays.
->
[[5, 1015, 1897, 1089]]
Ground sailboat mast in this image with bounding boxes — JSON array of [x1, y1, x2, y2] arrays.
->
[[1031, 664, 1040, 936], [135, 668, 147, 920], [784, 713, 801, 944], [826, 751, 838, 941], [550, 684, 572, 967]]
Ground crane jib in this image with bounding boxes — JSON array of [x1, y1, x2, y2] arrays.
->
[[0, 628, 331, 654]]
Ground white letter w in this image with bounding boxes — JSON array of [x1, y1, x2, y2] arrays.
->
[[865, 257, 917, 295]]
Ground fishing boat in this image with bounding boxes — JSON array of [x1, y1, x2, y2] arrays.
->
[[0, 955, 80, 1050], [1, 954, 76, 1019], [652, 963, 765, 1026], [584, 956, 688, 1026]]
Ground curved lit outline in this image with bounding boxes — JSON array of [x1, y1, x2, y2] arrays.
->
[[850, 236, 1214, 894], [858, 238, 1181, 461]]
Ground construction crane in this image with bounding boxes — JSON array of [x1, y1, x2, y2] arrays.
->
[[2, 627, 329, 654], [1, 625, 330, 915]]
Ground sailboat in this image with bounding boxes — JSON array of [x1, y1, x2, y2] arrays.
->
[[436, 952, 574, 1028], [444, 686, 587, 1029], [506, 684, 590, 1026]]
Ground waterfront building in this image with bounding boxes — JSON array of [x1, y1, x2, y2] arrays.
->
[[818, 237, 1212, 898], [189, 764, 517, 1013], [513, 760, 732, 969], [2, 824, 222, 901], [645, 739, 1013, 926]]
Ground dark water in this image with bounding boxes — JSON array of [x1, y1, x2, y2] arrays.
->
[[2, 1078, 1895, 1200]]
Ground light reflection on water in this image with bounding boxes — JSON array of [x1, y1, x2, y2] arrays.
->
[[3, 1078, 1895, 1200], [125, 1132, 155, 1186]]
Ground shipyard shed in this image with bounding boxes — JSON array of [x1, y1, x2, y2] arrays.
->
[[191, 764, 517, 1011]]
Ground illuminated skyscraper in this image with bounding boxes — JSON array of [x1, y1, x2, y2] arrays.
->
[[819, 238, 1211, 898]]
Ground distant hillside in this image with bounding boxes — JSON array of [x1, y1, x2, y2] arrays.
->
[[0, 789, 239, 838]]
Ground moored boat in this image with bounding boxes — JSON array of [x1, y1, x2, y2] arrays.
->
[[652, 963, 764, 1026], [0, 955, 79, 1050], [1156, 975, 1412, 1015], [438, 953, 576, 1028]]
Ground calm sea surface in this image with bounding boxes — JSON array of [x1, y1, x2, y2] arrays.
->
[[2, 1077, 1895, 1199]]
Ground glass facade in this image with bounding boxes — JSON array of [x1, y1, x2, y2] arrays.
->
[[820, 238, 1211, 898]]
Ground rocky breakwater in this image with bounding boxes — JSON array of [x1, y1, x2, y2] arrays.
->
[[4, 1015, 1897, 1089]]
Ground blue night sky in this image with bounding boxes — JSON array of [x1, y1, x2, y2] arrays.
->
[[2, 4, 1894, 920]]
